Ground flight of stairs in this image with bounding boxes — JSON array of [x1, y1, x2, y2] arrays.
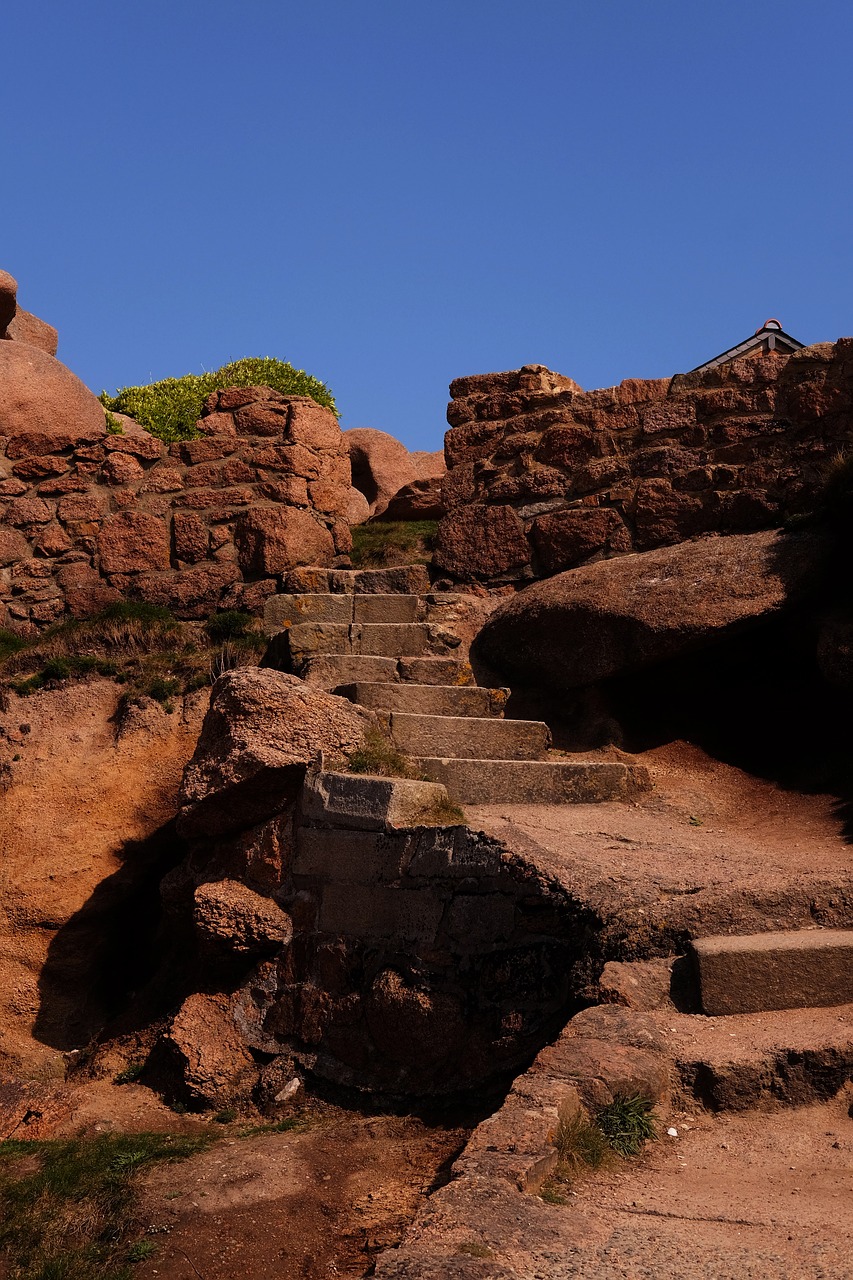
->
[[264, 566, 651, 806]]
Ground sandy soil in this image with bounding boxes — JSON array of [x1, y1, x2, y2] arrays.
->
[[469, 741, 853, 937], [0, 679, 206, 1071]]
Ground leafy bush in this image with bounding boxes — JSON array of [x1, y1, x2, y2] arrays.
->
[[100, 357, 337, 443]]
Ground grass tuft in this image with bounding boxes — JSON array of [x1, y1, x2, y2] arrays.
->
[[346, 725, 420, 779], [0, 1131, 212, 1280], [350, 520, 438, 568], [554, 1109, 612, 1175], [595, 1093, 657, 1158]]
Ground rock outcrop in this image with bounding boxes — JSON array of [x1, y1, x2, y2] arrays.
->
[[177, 667, 372, 836], [345, 426, 445, 520], [472, 528, 832, 689], [0, 269, 59, 355], [435, 346, 853, 583]]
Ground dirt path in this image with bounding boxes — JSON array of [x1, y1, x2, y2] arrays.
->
[[136, 1106, 469, 1280]]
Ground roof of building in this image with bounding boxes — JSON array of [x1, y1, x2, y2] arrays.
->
[[690, 319, 805, 373]]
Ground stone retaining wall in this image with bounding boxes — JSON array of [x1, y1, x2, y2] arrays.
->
[[0, 386, 351, 631], [434, 340, 853, 583]]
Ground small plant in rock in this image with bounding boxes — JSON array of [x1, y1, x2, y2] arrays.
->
[[104, 410, 124, 435], [114, 1061, 145, 1086], [127, 1238, 157, 1262], [204, 610, 255, 642], [346, 725, 420, 779], [418, 794, 466, 826], [554, 1109, 612, 1176], [595, 1093, 657, 1157]]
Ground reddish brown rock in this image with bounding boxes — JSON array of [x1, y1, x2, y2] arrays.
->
[[0, 342, 105, 442], [434, 503, 530, 580], [6, 497, 52, 526], [233, 506, 335, 576], [531, 506, 631, 573], [10, 455, 68, 481], [0, 269, 17, 331], [0, 527, 29, 565], [286, 398, 343, 451], [346, 427, 417, 517], [100, 452, 144, 486], [178, 667, 371, 836], [172, 511, 209, 564], [473, 528, 830, 689], [4, 308, 59, 356], [97, 511, 171, 574], [132, 562, 240, 617], [366, 969, 464, 1068], [193, 880, 293, 957], [383, 449, 447, 520], [164, 992, 256, 1108]]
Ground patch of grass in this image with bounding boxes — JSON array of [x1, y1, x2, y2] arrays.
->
[[100, 357, 337, 443], [346, 725, 420, 779], [456, 1241, 494, 1258], [113, 1062, 145, 1086], [212, 1109, 236, 1125], [595, 1094, 657, 1158], [0, 1131, 212, 1280], [417, 795, 466, 826], [204, 610, 255, 642], [127, 1239, 156, 1263], [539, 1180, 569, 1205], [350, 519, 438, 569], [236, 1112, 312, 1139], [554, 1109, 612, 1177], [0, 603, 264, 706]]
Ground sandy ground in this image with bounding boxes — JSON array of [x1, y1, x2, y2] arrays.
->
[[0, 679, 206, 1070], [468, 741, 853, 937]]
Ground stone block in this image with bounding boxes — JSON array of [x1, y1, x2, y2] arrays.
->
[[352, 593, 420, 623], [285, 622, 352, 662], [264, 593, 353, 632], [299, 654, 399, 688], [415, 758, 651, 805], [341, 682, 508, 718], [398, 656, 475, 685], [692, 928, 853, 1015], [293, 827, 408, 882], [390, 712, 549, 761], [352, 622, 431, 657], [300, 769, 451, 831], [318, 883, 443, 943]]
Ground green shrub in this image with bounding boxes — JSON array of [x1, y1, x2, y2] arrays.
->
[[0, 630, 27, 663], [100, 357, 337, 443]]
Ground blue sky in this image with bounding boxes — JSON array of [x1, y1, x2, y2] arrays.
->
[[4, 1, 853, 449]]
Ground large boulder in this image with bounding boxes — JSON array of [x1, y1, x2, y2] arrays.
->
[[0, 270, 16, 331], [472, 529, 832, 689], [0, 342, 105, 442], [5, 310, 59, 356], [346, 427, 414, 517], [178, 667, 372, 836], [383, 449, 446, 520]]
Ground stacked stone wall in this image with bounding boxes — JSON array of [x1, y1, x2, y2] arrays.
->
[[434, 340, 853, 583], [0, 386, 351, 631]]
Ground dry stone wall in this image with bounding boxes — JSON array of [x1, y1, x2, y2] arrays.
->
[[0, 384, 352, 631], [435, 341, 853, 583]]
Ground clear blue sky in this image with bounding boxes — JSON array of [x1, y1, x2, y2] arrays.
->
[[4, 1, 853, 450]]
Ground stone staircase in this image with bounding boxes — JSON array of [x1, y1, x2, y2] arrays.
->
[[263, 566, 651, 806]]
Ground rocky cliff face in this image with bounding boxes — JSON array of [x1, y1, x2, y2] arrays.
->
[[435, 342, 852, 583]]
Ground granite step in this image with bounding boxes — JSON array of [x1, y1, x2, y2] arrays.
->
[[390, 712, 550, 761], [341, 682, 509, 718], [691, 928, 853, 1016], [398, 656, 474, 685], [284, 565, 432, 595], [414, 757, 651, 805], [265, 593, 421, 631], [278, 621, 448, 668], [299, 654, 400, 688]]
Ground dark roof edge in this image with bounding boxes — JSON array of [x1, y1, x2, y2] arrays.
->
[[689, 327, 805, 374]]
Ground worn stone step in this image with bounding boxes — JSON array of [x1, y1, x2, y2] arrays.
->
[[300, 768, 450, 831], [669, 1001, 853, 1110], [280, 621, 442, 666], [414, 758, 651, 804], [390, 713, 550, 761], [398, 656, 475, 686], [284, 565, 431, 595], [265, 593, 421, 631], [354, 623, 437, 658], [691, 929, 853, 1016], [341, 682, 509, 718], [299, 655, 400, 688]]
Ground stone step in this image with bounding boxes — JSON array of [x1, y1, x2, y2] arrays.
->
[[301, 768, 451, 831], [691, 928, 853, 1016], [265, 593, 420, 631], [669, 1001, 853, 1110], [390, 712, 550, 761], [413, 757, 651, 804], [398, 656, 475, 685], [299, 655, 400, 688], [281, 621, 446, 667], [284, 565, 431, 595], [341, 682, 509, 718]]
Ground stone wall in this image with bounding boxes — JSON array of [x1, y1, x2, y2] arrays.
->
[[0, 384, 351, 631], [434, 340, 853, 583]]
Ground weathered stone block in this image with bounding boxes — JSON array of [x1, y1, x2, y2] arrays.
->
[[300, 769, 450, 831], [692, 929, 853, 1015]]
